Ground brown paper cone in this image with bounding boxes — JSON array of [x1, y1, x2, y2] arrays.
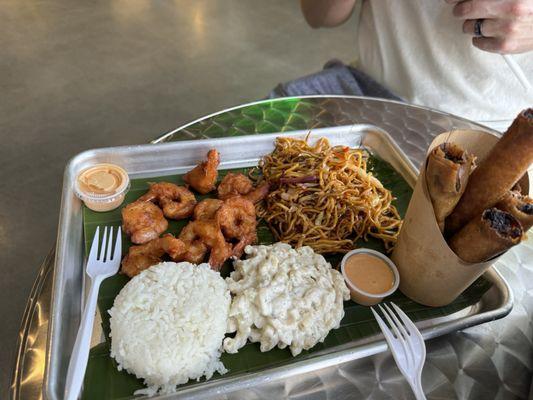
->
[[391, 129, 530, 307]]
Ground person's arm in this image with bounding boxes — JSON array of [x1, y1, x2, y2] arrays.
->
[[300, 0, 358, 28], [446, 0, 533, 54]]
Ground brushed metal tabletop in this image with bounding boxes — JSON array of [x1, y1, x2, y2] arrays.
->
[[12, 96, 533, 400]]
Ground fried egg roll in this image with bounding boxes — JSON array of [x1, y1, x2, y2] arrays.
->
[[449, 208, 523, 263], [496, 191, 533, 232], [445, 108, 533, 235], [426, 142, 474, 231]]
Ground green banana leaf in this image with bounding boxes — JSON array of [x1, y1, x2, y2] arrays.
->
[[81, 157, 492, 400]]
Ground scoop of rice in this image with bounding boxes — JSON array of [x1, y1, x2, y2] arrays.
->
[[109, 262, 230, 396]]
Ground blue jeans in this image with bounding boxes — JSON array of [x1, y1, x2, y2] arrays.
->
[[268, 59, 402, 101]]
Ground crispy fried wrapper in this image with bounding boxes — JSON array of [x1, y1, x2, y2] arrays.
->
[[449, 208, 523, 263], [496, 190, 533, 232], [446, 108, 533, 235], [426, 142, 475, 231]]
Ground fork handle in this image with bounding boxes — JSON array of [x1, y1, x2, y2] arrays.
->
[[64, 276, 103, 400], [409, 378, 426, 400]]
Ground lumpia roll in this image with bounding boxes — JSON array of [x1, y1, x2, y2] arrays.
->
[[511, 182, 523, 194], [445, 108, 533, 235], [496, 191, 533, 232], [449, 208, 523, 263], [426, 142, 474, 231]]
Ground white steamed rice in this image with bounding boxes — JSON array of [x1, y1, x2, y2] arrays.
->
[[109, 261, 230, 396]]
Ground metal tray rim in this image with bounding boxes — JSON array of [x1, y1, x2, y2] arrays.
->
[[52, 123, 419, 176], [44, 125, 513, 400], [152, 95, 501, 145]]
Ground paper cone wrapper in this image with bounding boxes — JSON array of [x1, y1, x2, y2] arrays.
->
[[391, 129, 530, 307]]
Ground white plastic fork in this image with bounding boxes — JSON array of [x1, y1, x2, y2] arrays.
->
[[64, 226, 122, 400], [371, 302, 427, 400]]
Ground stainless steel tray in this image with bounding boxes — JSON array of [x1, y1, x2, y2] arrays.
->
[[44, 124, 512, 400]]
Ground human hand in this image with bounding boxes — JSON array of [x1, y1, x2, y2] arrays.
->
[[446, 0, 533, 54]]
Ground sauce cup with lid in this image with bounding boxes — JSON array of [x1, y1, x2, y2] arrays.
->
[[340, 248, 400, 306], [74, 163, 130, 212]]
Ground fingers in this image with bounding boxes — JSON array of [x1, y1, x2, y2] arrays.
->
[[449, 0, 533, 54], [463, 18, 533, 38], [472, 37, 503, 53], [450, 0, 499, 19], [463, 19, 505, 37], [472, 36, 533, 53], [449, 0, 533, 20], [463, 18, 487, 35]]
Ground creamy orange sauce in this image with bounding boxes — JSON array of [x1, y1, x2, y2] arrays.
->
[[75, 163, 129, 212], [77, 164, 126, 195], [344, 253, 394, 294]]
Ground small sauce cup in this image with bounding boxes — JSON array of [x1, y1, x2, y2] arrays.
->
[[74, 163, 130, 212], [340, 248, 400, 306]]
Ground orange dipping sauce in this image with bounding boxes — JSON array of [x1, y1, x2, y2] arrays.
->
[[74, 163, 130, 212], [341, 249, 399, 306], [344, 253, 395, 295]]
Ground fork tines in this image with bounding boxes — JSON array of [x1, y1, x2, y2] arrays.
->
[[373, 302, 418, 340]]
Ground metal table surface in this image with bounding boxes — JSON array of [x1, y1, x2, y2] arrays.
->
[[11, 96, 533, 400]]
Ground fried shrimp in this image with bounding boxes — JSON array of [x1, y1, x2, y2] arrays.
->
[[180, 241, 209, 264], [243, 182, 269, 204], [183, 149, 220, 194], [121, 234, 186, 277], [216, 197, 257, 258], [178, 220, 232, 269], [217, 173, 253, 200], [139, 182, 197, 220], [217, 197, 256, 237], [122, 201, 168, 244], [193, 199, 224, 221]]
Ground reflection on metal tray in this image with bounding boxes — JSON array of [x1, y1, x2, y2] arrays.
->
[[44, 125, 512, 400]]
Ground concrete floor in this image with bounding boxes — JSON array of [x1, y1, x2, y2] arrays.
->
[[0, 0, 356, 396]]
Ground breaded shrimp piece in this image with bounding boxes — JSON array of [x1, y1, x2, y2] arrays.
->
[[193, 198, 224, 221], [217, 173, 253, 200], [178, 220, 232, 270], [121, 201, 168, 244], [121, 234, 186, 277], [179, 241, 209, 264], [216, 196, 257, 258], [243, 182, 269, 204], [139, 182, 197, 220], [183, 149, 220, 194], [218, 173, 269, 204]]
